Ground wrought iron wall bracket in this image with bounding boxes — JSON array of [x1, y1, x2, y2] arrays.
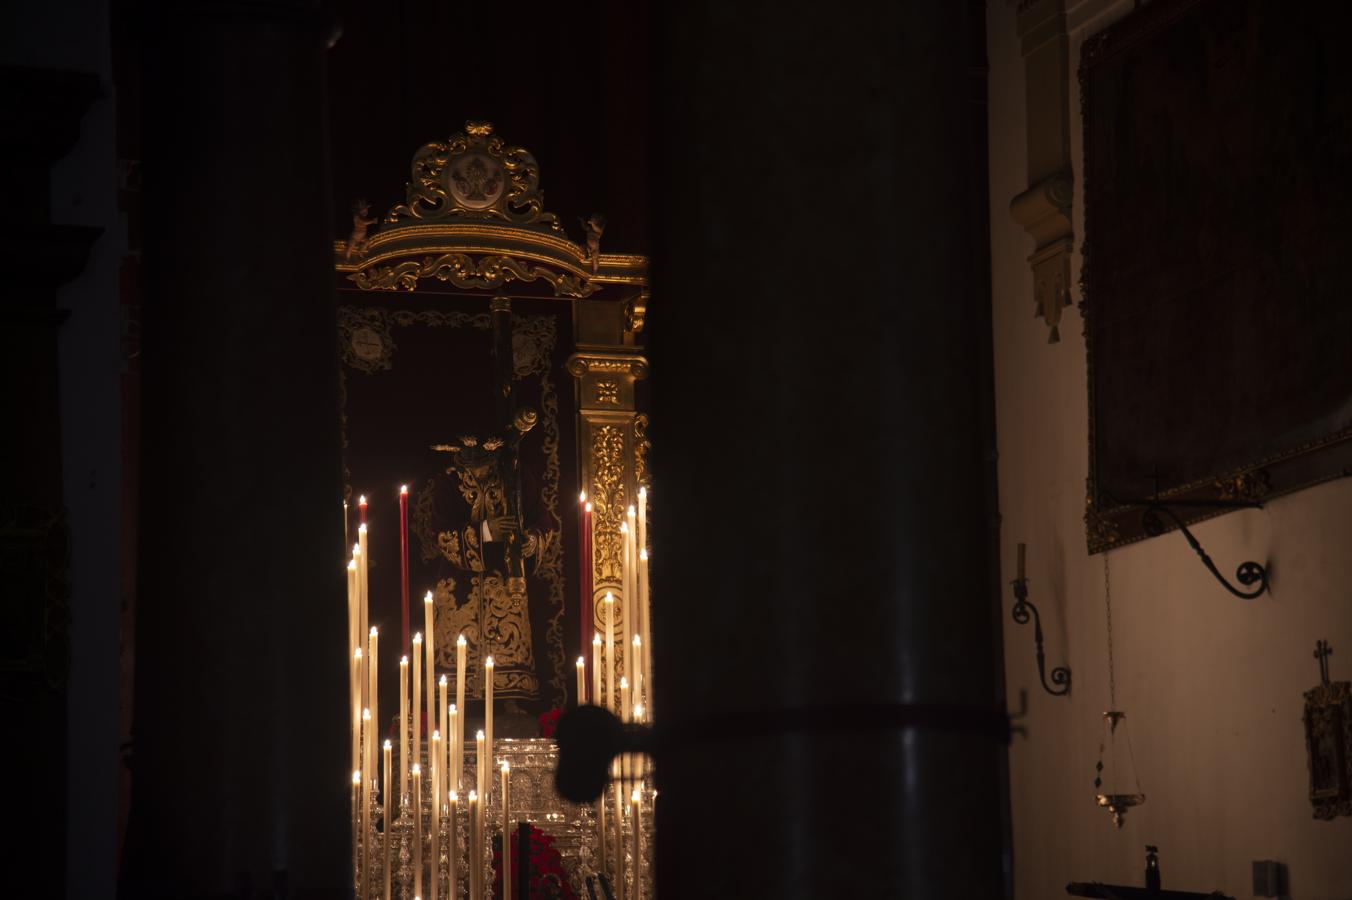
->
[[1010, 577, 1071, 697], [1140, 503, 1268, 600]]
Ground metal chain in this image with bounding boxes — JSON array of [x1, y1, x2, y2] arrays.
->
[[1103, 552, 1116, 710]]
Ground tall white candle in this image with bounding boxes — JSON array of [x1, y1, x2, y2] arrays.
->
[[352, 648, 363, 793], [429, 731, 440, 900], [362, 708, 373, 898], [358, 525, 370, 707], [631, 787, 643, 898], [631, 634, 643, 708], [620, 518, 633, 692], [639, 546, 652, 718], [455, 634, 467, 792], [475, 730, 486, 818], [383, 740, 393, 900], [412, 763, 423, 899], [501, 760, 512, 900], [400, 656, 410, 802], [468, 789, 480, 900], [576, 655, 587, 705], [592, 633, 602, 708], [351, 769, 361, 891], [348, 559, 358, 679], [448, 703, 459, 797], [412, 633, 423, 774], [439, 675, 450, 798], [604, 592, 616, 713], [424, 591, 436, 774], [484, 656, 494, 775], [368, 627, 379, 761], [620, 676, 631, 724]]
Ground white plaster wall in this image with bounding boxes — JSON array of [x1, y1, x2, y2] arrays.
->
[[988, 2, 1352, 898]]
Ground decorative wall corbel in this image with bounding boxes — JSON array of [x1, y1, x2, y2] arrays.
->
[[1010, 0, 1075, 343]]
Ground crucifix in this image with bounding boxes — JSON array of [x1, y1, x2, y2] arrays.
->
[[1314, 640, 1334, 686]]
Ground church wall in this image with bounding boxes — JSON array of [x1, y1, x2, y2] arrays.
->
[[988, 2, 1352, 898]]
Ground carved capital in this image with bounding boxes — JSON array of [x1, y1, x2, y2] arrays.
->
[[1012, 173, 1075, 343], [565, 353, 650, 380]]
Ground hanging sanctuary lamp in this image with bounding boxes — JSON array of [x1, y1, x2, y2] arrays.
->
[[1094, 553, 1146, 828]]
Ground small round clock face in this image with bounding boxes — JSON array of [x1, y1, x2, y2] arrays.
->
[[446, 153, 505, 209]]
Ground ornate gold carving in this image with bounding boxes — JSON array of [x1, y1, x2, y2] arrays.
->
[[1214, 469, 1272, 502], [337, 306, 396, 373], [634, 414, 651, 492], [565, 354, 649, 379], [590, 424, 627, 587], [594, 379, 619, 405], [350, 252, 598, 298], [386, 121, 563, 233], [1303, 677, 1352, 819], [625, 289, 649, 334]]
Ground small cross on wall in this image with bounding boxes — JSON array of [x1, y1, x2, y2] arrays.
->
[[1314, 640, 1333, 686]]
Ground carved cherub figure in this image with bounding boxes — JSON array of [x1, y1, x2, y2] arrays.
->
[[344, 198, 378, 261], [580, 213, 606, 275]]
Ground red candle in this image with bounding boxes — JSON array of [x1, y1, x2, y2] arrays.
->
[[400, 485, 410, 649], [358, 493, 368, 525]]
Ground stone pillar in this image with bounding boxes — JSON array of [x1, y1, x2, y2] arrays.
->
[[649, 3, 1009, 897], [119, 3, 347, 896]]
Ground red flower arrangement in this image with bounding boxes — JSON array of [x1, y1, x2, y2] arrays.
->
[[492, 824, 578, 900], [538, 707, 562, 739]]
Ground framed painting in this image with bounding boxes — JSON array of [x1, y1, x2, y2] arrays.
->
[[1080, 0, 1352, 552]]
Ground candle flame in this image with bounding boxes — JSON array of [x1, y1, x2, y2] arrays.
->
[[485, 656, 494, 668], [400, 655, 408, 665], [635, 703, 645, 719], [450, 789, 458, 802], [400, 484, 408, 494], [633, 634, 642, 647], [593, 633, 602, 645], [468, 790, 477, 802], [369, 625, 378, 636], [353, 770, 361, 784], [359, 495, 367, 505], [363, 708, 371, 720], [628, 505, 635, 517], [424, 590, 433, 603], [347, 560, 357, 571], [632, 788, 641, 803], [413, 632, 422, 644], [476, 729, 485, 741], [358, 523, 366, 534], [639, 486, 646, 499], [411, 763, 420, 775], [439, 674, 447, 685], [449, 703, 457, 714], [354, 648, 362, 659], [585, 501, 593, 513], [353, 543, 361, 556], [576, 656, 585, 667], [501, 760, 510, 773], [457, 634, 466, 646], [640, 548, 648, 561], [432, 730, 440, 740], [384, 739, 392, 749], [579, 490, 587, 503], [619, 676, 629, 689], [620, 521, 628, 533], [604, 591, 614, 604]]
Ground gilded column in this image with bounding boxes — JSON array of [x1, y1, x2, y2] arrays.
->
[[567, 349, 648, 704]]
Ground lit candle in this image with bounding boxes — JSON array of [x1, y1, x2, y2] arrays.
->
[[591, 633, 602, 708], [484, 656, 494, 774], [383, 740, 393, 900], [358, 526, 370, 707], [500, 760, 512, 900], [429, 731, 441, 900], [424, 591, 436, 766], [620, 518, 633, 696], [639, 545, 652, 718], [439, 675, 449, 793], [620, 676, 631, 724], [455, 634, 466, 792], [604, 592, 616, 713], [359, 493, 368, 525], [448, 789, 459, 900], [368, 627, 379, 763], [352, 647, 363, 792], [1017, 541, 1026, 582], [631, 787, 643, 896], [412, 763, 423, 899], [412, 633, 423, 776], [344, 498, 350, 554], [400, 656, 410, 801], [347, 558, 359, 675], [351, 769, 361, 891], [579, 494, 593, 692], [468, 790, 480, 900], [355, 540, 367, 711], [400, 486, 410, 648], [576, 655, 586, 706]]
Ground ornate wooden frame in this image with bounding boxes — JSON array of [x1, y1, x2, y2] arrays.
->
[[1303, 679, 1352, 819]]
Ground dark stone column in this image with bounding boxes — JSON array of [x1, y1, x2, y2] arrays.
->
[[120, 3, 347, 896], [649, 4, 1009, 897]]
